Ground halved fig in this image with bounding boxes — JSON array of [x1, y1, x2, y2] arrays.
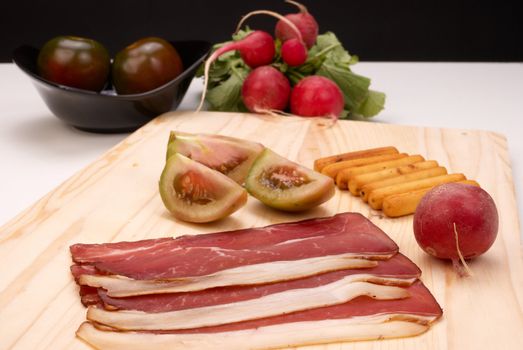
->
[[159, 153, 247, 223], [245, 149, 335, 211], [166, 131, 265, 184]]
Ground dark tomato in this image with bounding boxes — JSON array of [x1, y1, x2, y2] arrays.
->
[[37, 36, 110, 91], [112, 37, 183, 95]]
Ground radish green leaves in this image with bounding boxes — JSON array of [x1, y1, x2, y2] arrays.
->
[[196, 31, 385, 118]]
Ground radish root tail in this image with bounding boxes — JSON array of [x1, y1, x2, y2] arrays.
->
[[285, 0, 309, 14], [453, 222, 473, 277], [252, 108, 294, 116], [196, 45, 234, 112], [235, 10, 304, 45]]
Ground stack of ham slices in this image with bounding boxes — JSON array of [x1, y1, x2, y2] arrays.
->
[[70, 212, 442, 350]]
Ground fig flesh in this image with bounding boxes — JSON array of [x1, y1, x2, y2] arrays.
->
[[159, 153, 247, 223], [245, 149, 335, 211], [166, 131, 264, 184]]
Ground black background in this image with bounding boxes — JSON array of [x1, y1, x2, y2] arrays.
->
[[1, 0, 521, 62]]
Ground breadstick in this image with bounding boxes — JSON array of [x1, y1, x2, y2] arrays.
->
[[382, 180, 480, 217], [336, 155, 426, 191], [314, 146, 399, 172], [347, 160, 438, 195], [360, 166, 448, 202], [367, 173, 466, 210], [321, 153, 408, 179]]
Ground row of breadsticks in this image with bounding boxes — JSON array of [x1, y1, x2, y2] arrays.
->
[[314, 147, 479, 217]]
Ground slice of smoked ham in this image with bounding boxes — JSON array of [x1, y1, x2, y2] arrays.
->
[[88, 281, 409, 331], [71, 213, 394, 265], [79, 316, 428, 350], [72, 213, 400, 296], [79, 255, 377, 297], [87, 253, 421, 331], [76, 282, 442, 350], [98, 253, 420, 313], [71, 212, 398, 281], [87, 230, 395, 280]]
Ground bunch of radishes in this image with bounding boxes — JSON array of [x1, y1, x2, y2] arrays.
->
[[197, 1, 345, 119]]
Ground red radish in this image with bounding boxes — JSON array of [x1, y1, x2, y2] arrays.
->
[[235, 31, 276, 68], [290, 76, 344, 118], [413, 183, 499, 277], [242, 66, 291, 113], [281, 38, 308, 66], [197, 31, 275, 111], [234, 9, 308, 67], [235, 10, 305, 45], [275, 0, 319, 48]]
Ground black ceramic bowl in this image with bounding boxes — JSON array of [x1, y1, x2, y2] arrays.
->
[[13, 40, 211, 133]]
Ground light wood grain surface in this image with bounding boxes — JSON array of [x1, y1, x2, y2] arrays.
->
[[1, 111, 522, 350]]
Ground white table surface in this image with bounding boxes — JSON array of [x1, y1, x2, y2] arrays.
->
[[0, 62, 521, 241]]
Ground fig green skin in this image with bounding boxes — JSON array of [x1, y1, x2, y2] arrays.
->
[[37, 36, 110, 91], [166, 131, 264, 184], [245, 149, 335, 212], [113, 37, 183, 94], [159, 153, 247, 223], [413, 183, 499, 260]]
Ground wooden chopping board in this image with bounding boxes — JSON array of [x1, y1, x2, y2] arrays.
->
[[0, 111, 522, 350]]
